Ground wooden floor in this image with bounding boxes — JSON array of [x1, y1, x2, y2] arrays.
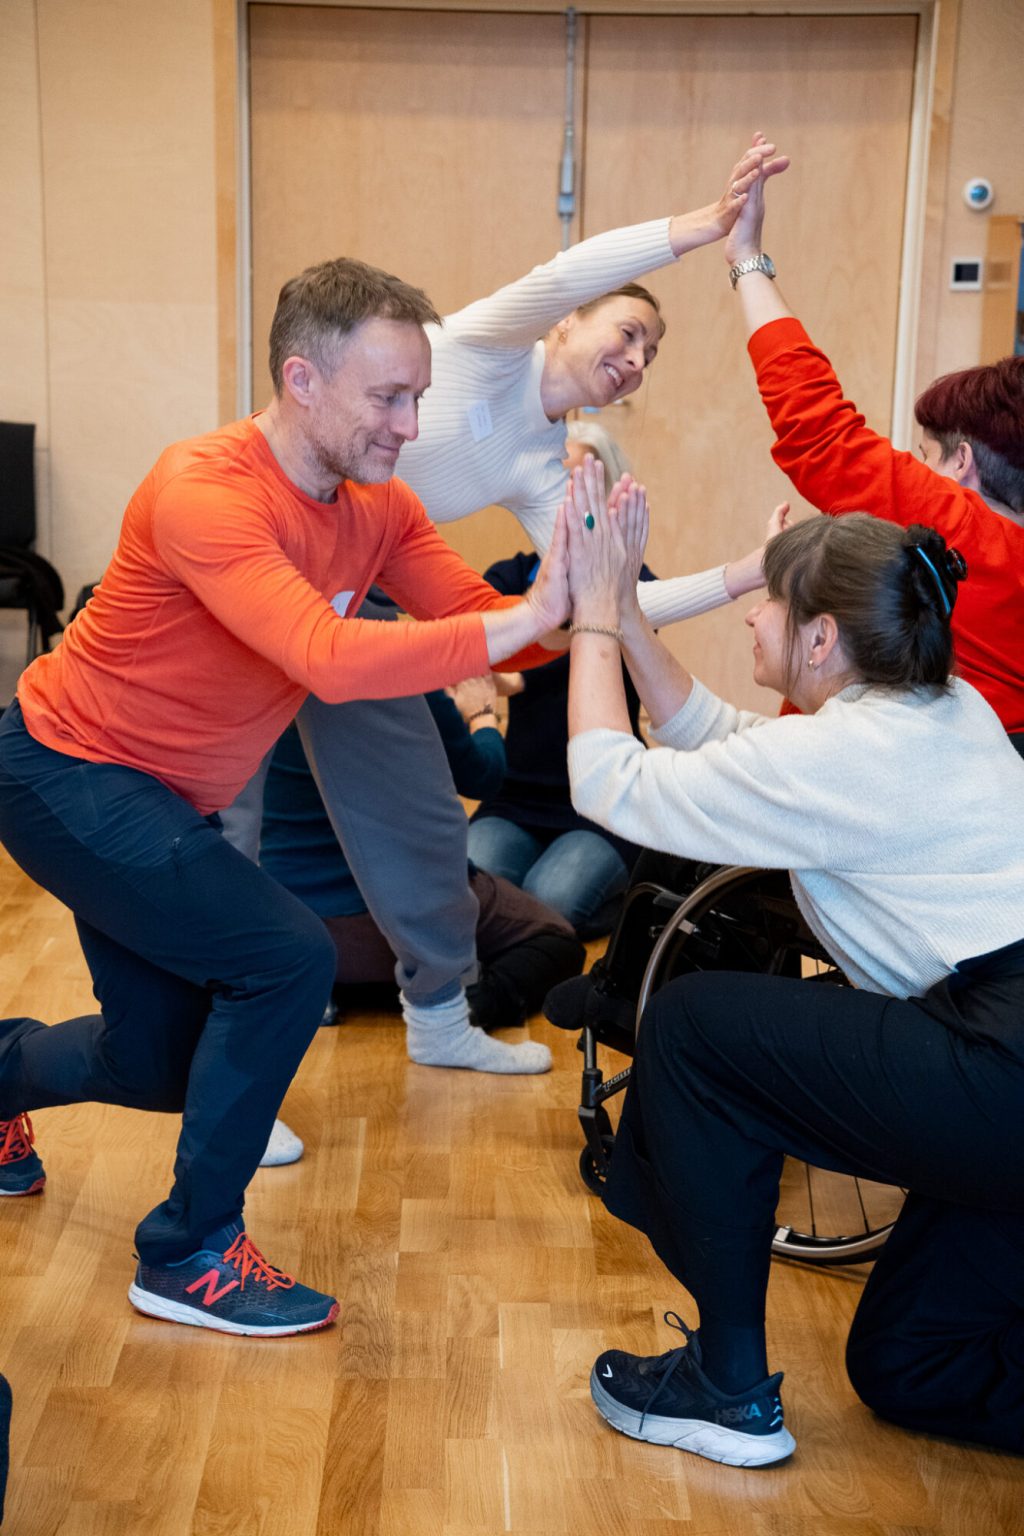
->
[[1, 848, 1021, 1535]]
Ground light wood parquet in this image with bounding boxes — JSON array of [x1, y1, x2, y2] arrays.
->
[[1, 847, 1020, 1534]]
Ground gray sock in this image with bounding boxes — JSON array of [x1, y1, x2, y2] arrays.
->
[[402, 989, 551, 1075]]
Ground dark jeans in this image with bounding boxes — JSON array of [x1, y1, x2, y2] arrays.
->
[[0, 703, 336, 1263], [605, 944, 1024, 1452]]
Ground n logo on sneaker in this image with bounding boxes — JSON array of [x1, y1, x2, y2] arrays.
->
[[186, 1270, 241, 1307]]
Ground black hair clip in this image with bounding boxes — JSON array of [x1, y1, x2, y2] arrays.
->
[[945, 546, 968, 583]]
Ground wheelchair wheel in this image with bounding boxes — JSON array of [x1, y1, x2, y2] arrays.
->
[[636, 866, 902, 1268], [579, 1134, 616, 1196]]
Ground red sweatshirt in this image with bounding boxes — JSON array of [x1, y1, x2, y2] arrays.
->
[[19, 418, 545, 813], [750, 318, 1024, 733]]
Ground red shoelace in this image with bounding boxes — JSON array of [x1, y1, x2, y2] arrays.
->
[[222, 1232, 296, 1292], [0, 1113, 35, 1165]]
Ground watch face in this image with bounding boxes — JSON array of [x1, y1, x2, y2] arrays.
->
[[762, 256, 776, 278]]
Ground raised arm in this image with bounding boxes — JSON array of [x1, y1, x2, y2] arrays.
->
[[723, 132, 794, 338], [724, 140, 975, 536], [447, 139, 790, 350]]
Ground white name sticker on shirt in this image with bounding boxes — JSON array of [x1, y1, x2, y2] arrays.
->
[[467, 402, 494, 442], [331, 590, 356, 617]]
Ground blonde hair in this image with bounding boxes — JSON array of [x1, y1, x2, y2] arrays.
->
[[565, 421, 633, 496]]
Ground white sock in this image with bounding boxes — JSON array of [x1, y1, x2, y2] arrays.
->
[[402, 989, 551, 1075]]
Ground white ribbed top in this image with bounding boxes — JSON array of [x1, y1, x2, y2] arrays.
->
[[397, 220, 731, 627]]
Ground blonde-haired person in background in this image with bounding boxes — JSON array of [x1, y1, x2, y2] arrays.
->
[[564, 419, 634, 492], [467, 426, 655, 938]]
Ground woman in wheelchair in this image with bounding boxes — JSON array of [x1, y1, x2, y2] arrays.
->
[[560, 456, 1024, 1467]]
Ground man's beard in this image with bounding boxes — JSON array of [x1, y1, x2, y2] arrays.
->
[[308, 426, 391, 487]]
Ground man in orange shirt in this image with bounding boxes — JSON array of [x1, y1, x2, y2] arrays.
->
[[0, 257, 567, 1337]]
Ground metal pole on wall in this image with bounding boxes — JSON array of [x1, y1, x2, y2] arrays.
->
[[558, 8, 577, 250]]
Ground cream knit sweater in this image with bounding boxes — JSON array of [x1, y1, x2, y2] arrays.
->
[[568, 677, 1024, 999]]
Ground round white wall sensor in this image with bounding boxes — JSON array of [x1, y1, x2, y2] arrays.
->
[[963, 178, 994, 211]]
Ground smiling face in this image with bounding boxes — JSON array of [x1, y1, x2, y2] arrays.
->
[[306, 317, 431, 485], [547, 295, 662, 414]]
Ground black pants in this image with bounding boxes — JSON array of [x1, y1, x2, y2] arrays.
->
[[0, 704, 336, 1263], [604, 944, 1024, 1452], [0, 1372, 9, 1525]]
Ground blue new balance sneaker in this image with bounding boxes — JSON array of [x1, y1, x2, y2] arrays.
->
[[590, 1312, 796, 1467], [0, 1115, 46, 1196], [128, 1230, 339, 1337]]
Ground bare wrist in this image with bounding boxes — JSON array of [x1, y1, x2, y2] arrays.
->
[[726, 243, 762, 267], [669, 206, 716, 257], [572, 602, 620, 630], [723, 551, 763, 600], [619, 603, 646, 643]]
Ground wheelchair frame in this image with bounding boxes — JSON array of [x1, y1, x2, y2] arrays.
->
[[577, 864, 902, 1267]]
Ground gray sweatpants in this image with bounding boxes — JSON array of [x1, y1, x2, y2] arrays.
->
[[219, 692, 479, 1006]]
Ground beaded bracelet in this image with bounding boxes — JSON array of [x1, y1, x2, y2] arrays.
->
[[468, 707, 498, 722], [568, 623, 624, 643]]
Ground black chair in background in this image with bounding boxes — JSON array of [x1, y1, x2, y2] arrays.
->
[[0, 421, 65, 664]]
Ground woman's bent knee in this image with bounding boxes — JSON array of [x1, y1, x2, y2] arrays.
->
[[638, 971, 724, 1064]]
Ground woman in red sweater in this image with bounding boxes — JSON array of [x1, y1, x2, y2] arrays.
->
[[726, 137, 1024, 752]]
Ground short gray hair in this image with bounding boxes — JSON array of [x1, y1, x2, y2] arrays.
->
[[268, 256, 440, 394]]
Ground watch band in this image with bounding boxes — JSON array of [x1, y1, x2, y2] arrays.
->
[[729, 253, 776, 289]]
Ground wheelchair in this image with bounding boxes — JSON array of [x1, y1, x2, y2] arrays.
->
[[551, 858, 903, 1267]]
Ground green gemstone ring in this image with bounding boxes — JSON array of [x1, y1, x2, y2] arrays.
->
[[584, 513, 595, 530]]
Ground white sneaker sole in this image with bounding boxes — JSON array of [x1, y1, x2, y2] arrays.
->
[[590, 1369, 796, 1467], [127, 1283, 337, 1337]]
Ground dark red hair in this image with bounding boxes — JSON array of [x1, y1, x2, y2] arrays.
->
[[915, 356, 1024, 471]]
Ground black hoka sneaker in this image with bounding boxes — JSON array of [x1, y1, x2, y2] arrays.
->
[[0, 1115, 45, 1196], [591, 1312, 795, 1467], [129, 1230, 339, 1337]]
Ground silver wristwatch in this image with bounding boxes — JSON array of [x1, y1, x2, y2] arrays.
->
[[729, 253, 776, 289]]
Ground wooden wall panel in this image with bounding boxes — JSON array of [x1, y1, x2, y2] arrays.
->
[[580, 12, 918, 708], [250, 4, 577, 573]]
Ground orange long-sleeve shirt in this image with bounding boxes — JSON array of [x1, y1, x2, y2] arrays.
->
[[19, 418, 540, 813]]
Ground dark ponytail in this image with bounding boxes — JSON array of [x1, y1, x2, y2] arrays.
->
[[762, 514, 966, 690], [901, 525, 967, 683]]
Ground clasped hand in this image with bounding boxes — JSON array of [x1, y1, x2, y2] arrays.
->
[[563, 455, 649, 629]]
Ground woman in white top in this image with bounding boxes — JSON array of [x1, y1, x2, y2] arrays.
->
[[257, 140, 791, 1095], [400, 139, 787, 620], [560, 455, 1024, 1467]]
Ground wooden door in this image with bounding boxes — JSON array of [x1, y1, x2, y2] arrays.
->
[[250, 5, 918, 708], [250, 4, 577, 574], [580, 12, 918, 707]]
